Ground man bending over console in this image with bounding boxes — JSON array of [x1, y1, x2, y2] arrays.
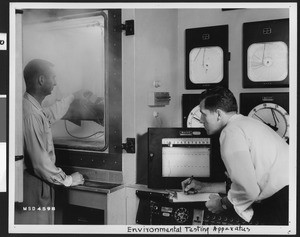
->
[[182, 86, 288, 225]]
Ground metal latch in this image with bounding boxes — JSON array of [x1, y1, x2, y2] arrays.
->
[[227, 52, 231, 61], [121, 20, 134, 36], [122, 138, 135, 153]]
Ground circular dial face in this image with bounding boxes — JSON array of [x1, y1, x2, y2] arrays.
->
[[174, 207, 189, 224], [248, 103, 289, 142], [189, 46, 224, 84], [187, 105, 204, 128], [247, 41, 288, 82]]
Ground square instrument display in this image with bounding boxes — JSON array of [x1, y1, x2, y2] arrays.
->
[[243, 18, 289, 88]]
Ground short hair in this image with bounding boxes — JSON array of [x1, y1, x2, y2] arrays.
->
[[200, 86, 238, 113], [23, 59, 54, 91]]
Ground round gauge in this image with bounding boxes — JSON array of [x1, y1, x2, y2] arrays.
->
[[247, 41, 288, 82], [189, 46, 224, 84], [174, 207, 189, 224], [248, 102, 289, 142], [187, 105, 204, 128]]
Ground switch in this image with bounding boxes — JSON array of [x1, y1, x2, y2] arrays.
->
[[192, 209, 204, 225], [148, 92, 171, 107]]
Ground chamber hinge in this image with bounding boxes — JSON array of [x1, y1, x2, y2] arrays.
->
[[122, 138, 135, 153], [121, 20, 134, 36]]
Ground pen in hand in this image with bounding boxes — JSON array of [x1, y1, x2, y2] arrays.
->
[[187, 176, 194, 185], [184, 176, 198, 195]]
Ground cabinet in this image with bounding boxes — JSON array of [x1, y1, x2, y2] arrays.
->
[[55, 184, 126, 224]]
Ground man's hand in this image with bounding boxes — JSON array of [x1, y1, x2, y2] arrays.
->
[[205, 194, 224, 214], [181, 178, 207, 194], [70, 172, 85, 186]]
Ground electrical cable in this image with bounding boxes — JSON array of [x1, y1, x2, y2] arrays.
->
[[64, 98, 104, 139], [64, 120, 104, 139]]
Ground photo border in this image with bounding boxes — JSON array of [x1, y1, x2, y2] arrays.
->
[[8, 2, 297, 235]]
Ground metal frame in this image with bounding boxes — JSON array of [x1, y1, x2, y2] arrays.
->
[[56, 9, 122, 171]]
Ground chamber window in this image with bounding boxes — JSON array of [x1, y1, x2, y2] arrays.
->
[[22, 10, 107, 151]]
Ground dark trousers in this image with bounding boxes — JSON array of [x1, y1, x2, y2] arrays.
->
[[252, 186, 289, 225], [15, 170, 54, 224]]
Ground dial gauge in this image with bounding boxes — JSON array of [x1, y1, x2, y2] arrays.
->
[[187, 105, 204, 128], [247, 41, 288, 82], [248, 102, 289, 142], [189, 46, 223, 84], [242, 18, 289, 88], [185, 24, 228, 89], [174, 207, 189, 224]]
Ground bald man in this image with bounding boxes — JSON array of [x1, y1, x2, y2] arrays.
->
[[16, 59, 85, 224]]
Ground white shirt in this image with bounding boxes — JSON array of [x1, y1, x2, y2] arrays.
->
[[219, 114, 289, 222], [23, 92, 74, 186]]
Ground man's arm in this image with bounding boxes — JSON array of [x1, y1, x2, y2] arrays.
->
[[181, 179, 226, 194], [43, 94, 75, 125], [23, 114, 83, 186], [43, 90, 90, 125]]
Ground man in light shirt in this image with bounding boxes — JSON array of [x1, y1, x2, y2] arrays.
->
[[17, 59, 85, 224], [182, 86, 288, 225]]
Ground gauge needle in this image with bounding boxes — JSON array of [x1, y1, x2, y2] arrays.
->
[[192, 116, 201, 122], [202, 48, 209, 73], [193, 48, 201, 62], [262, 43, 266, 63], [253, 113, 278, 132], [202, 48, 206, 67], [271, 109, 279, 127]]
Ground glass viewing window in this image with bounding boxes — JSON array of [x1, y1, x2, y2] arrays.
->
[[22, 10, 107, 151]]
